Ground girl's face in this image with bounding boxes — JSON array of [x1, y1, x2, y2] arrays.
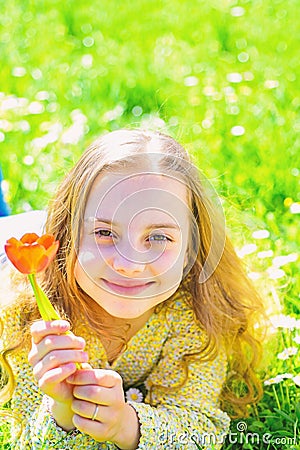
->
[[74, 169, 191, 319]]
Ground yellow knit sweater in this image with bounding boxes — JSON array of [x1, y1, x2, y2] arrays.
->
[[0, 294, 230, 449]]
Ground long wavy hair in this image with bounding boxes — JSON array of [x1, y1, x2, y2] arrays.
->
[[0, 129, 264, 418]]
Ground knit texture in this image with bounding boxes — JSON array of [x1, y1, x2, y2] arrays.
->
[[1, 294, 230, 449]]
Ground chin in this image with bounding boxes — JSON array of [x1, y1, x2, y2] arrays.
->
[[108, 309, 146, 320]]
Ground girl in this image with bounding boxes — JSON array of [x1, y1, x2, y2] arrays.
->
[[0, 129, 263, 449]]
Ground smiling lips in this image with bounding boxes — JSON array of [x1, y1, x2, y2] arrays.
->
[[101, 279, 154, 295]]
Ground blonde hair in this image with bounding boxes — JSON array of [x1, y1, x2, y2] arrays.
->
[[0, 129, 264, 417]]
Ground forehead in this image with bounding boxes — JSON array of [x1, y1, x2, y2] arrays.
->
[[84, 171, 189, 224]]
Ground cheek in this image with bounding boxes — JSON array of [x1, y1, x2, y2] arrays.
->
[[74, 258, 84, 286], [75, 245, 105, 280], [151, 248, 185, 278]]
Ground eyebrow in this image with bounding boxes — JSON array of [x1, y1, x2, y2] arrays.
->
[[85, 217, 180, 230]]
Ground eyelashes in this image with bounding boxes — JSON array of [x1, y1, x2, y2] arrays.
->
[[93, 229, 173, 245], [148, 234, 172, 244], [94, 229, 114, 238]]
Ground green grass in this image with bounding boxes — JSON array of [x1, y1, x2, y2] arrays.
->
[[0, 0, 299, 448]]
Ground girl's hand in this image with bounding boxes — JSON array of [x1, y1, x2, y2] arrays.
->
[[28, 320, 89, 404], [67, 369, 140, 449]]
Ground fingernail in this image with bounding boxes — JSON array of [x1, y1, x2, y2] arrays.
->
[[78, 337, 85, 346], [55, 320, 69, 329]]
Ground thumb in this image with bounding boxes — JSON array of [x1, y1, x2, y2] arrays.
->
[[95, 369, 122, 388], [80, 362, 93, 370]]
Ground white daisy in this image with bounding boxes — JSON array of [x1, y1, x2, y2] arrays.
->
[[270, 314, 298, 330], [293, 335, 300, 345], [293, 375, 300, 387], [278, 373, 293, 379], [264, 376, 283, 386], [126, 388, 143, 403], [277, 347, 298, 360]]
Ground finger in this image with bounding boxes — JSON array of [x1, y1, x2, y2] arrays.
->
[[72, 399, 98, 420], [32, 349, 89, 380], [72, 400, 117, 425], [30, 320, 70, 344], [28, 334, 86, 366], [72, 414, 112, 441], [67, 369, 122, 387], [71, 399, 107, 420], [73, 385, 115, 406], [38, 362, 77, 389]]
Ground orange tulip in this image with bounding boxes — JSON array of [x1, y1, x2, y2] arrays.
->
[[5, 232, 83, 368], [4, 232, 59, 275], [5, 232, 60, 321]]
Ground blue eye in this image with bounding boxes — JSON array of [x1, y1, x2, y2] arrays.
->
[[148, 234, 170, 244]]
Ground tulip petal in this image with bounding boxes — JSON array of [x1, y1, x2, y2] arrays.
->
[[35, 255, 52, 273], [20, 244, 44, 272], [6, 237, 23, 247], [45, 242, 60, 263], [4, 243, 24, 272], [37, 234, 55, 249], [20, 233, 40, 244], [5, 233, 59, 274]]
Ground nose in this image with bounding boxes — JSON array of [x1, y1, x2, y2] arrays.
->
[[112, 247, 146, 276]]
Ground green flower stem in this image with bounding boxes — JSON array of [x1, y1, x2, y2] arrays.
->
[[272, 384, 281, 410], [28, 273, 60, 321], [285, 383, 291, 413], [252, 403, 259, 419], [279, 382, 285, 408], [28, 273, 82, 370]]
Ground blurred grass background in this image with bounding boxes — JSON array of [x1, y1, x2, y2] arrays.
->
[[0, 1, 300, 448], [0, 1, 299, 309]]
